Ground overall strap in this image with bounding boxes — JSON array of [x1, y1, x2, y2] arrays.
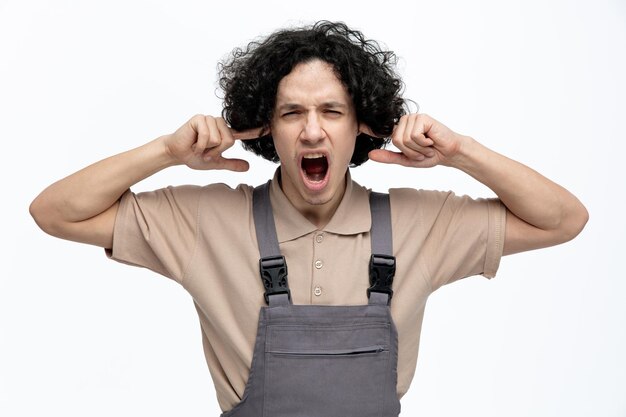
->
[[252, 182, 395, 307], [253, 181, 291, 306], [368, 192, 396, 306]]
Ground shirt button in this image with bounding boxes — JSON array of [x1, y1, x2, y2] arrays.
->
[[316, 234, 324, 243], [314, 260, 323, 269], [314, 286, 322, 296]]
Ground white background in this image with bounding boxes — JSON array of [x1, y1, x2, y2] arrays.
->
[[1, 0, 625, 416]]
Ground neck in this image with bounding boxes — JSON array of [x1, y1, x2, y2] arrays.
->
[[299, 184, 345, 229], [278, 169, 347, 229]]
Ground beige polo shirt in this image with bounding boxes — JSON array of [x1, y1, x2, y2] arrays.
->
[[107, 170, 506, 412]]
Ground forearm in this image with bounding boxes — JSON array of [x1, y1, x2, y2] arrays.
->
[[452, 137, 588, 236], [369, 112, 588, 252], [31, 135, 176, 226]]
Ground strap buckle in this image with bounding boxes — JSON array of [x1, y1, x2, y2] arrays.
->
[[367, 254, 396, 304], [259, 255, 291, 304]]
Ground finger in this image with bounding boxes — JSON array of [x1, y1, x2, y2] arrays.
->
[[390, 117, 426, 161], [369, 149, 436, 168], [390, 115, 408, 149], [210, 155, 250, 172], [192, 115, 211, 155], [411, 114, 435, 147], [231, 126, 268, 141], [395, 145, 427, 161], [368, 149, 415, 167], [203, 116, 221, 153], [208, 118, 236, 157], [399, 115, 435, 157], [403, 136, 433, 158], [402, 114, 426, 153]]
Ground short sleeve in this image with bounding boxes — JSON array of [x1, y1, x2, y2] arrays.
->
[[390, 188, 506, 292], [105, 185, 202, 283]]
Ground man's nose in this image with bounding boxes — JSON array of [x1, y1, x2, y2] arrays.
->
[[301, 113, 325, 143]]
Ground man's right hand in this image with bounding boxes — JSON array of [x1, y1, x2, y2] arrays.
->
[[30, 114, 267, 249], [163, 115, 266, 172]]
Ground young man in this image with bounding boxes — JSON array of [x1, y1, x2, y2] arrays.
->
[[30, 21, 588, 415]]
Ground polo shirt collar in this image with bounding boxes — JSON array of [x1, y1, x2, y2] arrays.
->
[[269, 168, 371, 243]]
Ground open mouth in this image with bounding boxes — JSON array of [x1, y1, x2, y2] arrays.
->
[[300, 153, 329, 189]]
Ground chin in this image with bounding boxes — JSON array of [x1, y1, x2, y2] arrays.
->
[[301, 190, 334, 206]]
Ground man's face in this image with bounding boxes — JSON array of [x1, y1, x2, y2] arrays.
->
[[271, 59, 359, 221]]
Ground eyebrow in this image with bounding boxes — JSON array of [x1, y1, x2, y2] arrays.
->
[[277, 101, 349, 112]]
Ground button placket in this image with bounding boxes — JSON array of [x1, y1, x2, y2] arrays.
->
[[312, 232, 328, 301]]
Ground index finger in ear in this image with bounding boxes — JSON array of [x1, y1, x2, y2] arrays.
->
[[231, 126, 269, 141]]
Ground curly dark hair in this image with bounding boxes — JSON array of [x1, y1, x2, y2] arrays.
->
[[218, 21, 407, 166]]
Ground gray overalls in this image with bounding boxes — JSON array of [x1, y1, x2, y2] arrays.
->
[[221, 182, 401, 417]]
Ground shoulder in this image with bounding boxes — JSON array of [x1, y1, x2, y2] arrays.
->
[[389, 187, 455, 206], [389, 187, 497, 212], [388, 188, 457, 219], [196, 182, 254, 208], [388, 187, 501, 233], [136, 182, 254, 201], [122, 182, 255, 216]]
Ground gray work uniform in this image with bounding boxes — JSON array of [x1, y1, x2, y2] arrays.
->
[[221, 182, 401, 417]]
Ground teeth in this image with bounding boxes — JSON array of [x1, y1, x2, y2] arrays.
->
[[303, 153, 325, 159]]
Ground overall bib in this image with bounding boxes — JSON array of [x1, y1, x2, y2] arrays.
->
[[221, 182, 401, 417]]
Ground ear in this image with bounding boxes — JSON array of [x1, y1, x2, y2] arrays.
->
[[358, 122, 381, 138], [261, 126, 272, 137]]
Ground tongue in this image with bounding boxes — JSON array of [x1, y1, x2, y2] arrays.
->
[[302, 157, 328, 182]]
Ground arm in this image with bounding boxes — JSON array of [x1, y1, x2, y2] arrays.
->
[[29, 115, 262, 249], [365, 113, 589, 255]]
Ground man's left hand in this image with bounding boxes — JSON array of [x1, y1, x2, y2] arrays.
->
[[363, 113, 470, 168]]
